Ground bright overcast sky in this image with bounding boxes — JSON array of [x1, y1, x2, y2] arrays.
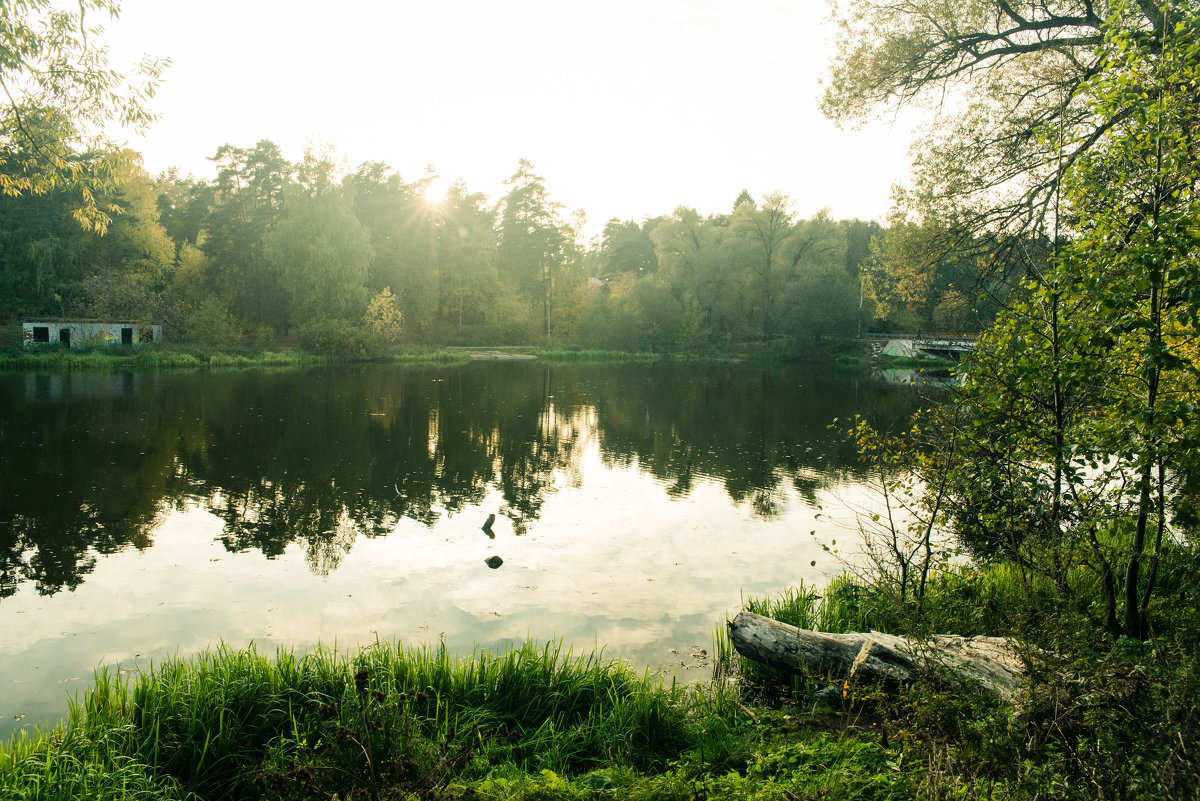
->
[[103, 0, 924, 235]]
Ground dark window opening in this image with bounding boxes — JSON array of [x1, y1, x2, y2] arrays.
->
[[121, 327, 134, 345], [59, 329, 70, 347], [33, 326, 49, 342]]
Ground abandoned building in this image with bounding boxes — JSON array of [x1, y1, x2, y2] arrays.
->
[[22, 320, 163, 348]]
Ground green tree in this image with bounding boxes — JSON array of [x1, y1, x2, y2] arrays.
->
[[733, 197, 850, 343], [345, 162, 438, 336], [265, 183, 372, 326], [653, 206, 746, 342], [823, 0, 1166, 280], [1053, 0, 1200, 637], [497, 159, 565, 341], [597, 218, 660, 277], [433, 181, 499, 336], [0, 116, 92, 317], [894, 0, 1200, 640], [0, 0, 166, 232], [203, 140, 292, 329], [80, 153, 178, 328]]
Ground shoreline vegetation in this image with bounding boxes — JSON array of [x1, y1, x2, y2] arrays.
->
[[0, 338, 956, 372], [5, 551, 1197, 800]]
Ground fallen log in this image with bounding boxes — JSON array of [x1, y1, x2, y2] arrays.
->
[[727, 611, 1027, 701]]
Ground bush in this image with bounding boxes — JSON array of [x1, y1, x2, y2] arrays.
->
[[296, 316, 368, 358], [186, 298, 240, 347]]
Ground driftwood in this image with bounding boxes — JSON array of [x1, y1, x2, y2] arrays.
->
[[727, 611, 1027, 701]]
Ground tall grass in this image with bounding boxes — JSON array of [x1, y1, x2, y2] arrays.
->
[[387, 349, 472, 365], [2, 640, 751, 800], [534, 349, 661, 364], [0, 344, 472, 371], [206, 350, 319, 368], [0, 349, 127, 371], [0, 669, 185, 801]]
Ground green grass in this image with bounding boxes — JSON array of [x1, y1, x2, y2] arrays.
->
[[709, 541, 1200, 801], [7, 557, 1200, 800], [533, 349, 661, 364], [387, 349, 472, 365], [8, 543, 1200, 799], [0, 344, 472, 371], [0, 641, 769, 801]]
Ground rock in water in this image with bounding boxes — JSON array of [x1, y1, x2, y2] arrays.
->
[[484, 555, 504, 569]]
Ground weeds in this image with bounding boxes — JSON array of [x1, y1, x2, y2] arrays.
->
[[1, 641, 761, 800], [0, 344, 470, 371], [533, 349, 661, 364]]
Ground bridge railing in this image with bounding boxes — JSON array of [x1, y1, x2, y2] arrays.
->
[[859, 331, 979, 341]]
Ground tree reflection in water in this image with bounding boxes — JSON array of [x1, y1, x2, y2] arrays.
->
[[0, 362, 926, 594]]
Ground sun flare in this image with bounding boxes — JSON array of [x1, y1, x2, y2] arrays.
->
[[423, 176, 448, 207]]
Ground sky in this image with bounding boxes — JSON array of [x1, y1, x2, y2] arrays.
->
[[101, 0, 925, 235]]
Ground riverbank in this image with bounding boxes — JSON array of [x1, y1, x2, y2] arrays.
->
[[0, 341, 948, 373], [0, 343, 475, 371], [5, 555, 1198, 800], [0, 630, 920, 801], [0, 344, 786, 371]]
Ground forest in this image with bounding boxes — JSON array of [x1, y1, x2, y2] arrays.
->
[[0, 136, 1009, 354]]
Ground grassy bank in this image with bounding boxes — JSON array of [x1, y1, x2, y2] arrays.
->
[[0, 344, 473, 371], [6, 555, 1198, 799], [712, 551, 1200, 800], [0, 640, 922, 801], [532, 348, 662, 364]]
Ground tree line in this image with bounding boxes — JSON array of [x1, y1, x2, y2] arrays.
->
[[0, 132, 1009, 352]]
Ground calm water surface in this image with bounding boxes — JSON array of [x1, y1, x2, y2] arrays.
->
[[0, 361, 926, 740]]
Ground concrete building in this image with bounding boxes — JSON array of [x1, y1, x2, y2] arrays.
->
[[22, 320, 163, 348]]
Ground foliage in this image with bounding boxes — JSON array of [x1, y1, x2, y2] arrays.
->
[[265, 184, 372, 326], [185, 297, 240, 347], [720, 540, 1200, 799], [923, 0, 1200, 640], [0, 125, 887, 355], [296, 315, 368, 358], [533, 349, 660, 364], [362, 286, 404, 344], [0, 641, 755, 800], [0, 1, 166, 232]]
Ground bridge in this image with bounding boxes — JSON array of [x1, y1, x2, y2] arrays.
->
[[863, 333, 978, 362]]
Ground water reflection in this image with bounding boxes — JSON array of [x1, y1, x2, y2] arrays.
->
[[0, 362, 933, 740], [0, 363, 922, 596]]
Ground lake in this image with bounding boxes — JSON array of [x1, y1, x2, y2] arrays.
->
[[0, 360, 928, 741]]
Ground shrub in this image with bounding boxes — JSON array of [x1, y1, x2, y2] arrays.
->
[[297, 316, 368, 358]]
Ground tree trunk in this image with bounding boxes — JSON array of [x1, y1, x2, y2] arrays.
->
[[727, 611, 1028, 701]]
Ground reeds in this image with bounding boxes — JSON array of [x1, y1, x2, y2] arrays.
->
[[386, 349, 472, 365], [534, 349, 661, 364], [2, 640, 748, 800], [0, 346, 330, 371]]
